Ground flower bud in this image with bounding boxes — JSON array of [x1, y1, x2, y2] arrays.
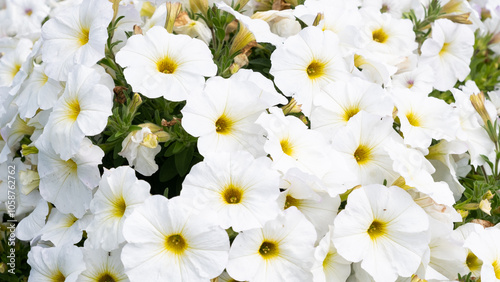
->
[[21, 144, 38, 156], [165, 2, 182, 33], [281, 98, 302, 115], [470, 91, 493, 126]]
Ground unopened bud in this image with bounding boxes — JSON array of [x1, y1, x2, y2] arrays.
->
[[470, 91, 493, 126], [229, 24, 255, 56], [156, 131, 171, 143], [139, 122, 162, 133], [21, 144, 38, 156], [479, 199, 492, 215], [140, 1, 156, 18], [440, 13, 472, 24], [189, 0, 208, 15], [129, 93, 142, 114], [165, 2, 182, 33], [109, 0, 120, 22], [312, 13, 323, 27], [281, 98, 302, 115], [483, 190, 494, 200], [457, 209, 469, 218]]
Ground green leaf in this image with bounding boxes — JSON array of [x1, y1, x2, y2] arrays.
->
[[159, 157, 178, 182], [175, 146, 194, 177], [215, 27, 225, 42], [172, 141, 185, 155]]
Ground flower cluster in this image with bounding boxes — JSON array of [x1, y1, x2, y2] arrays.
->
[[1, 0, 500, 281]]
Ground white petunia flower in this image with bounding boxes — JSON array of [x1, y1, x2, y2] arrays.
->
[[358, 9, 417, 65], [312, 226, 351, 282], [0, 38, 32, 87], [27, 245, 85, 282], [41, 0, 113, 80], [16, 199, 49, 241], [182, 150, 281, 232], [86, 166, 151, 251], [37, 137, 103, 218], [14, 63, 64, 119], [0, 158, 40, 218], [390, 63, 435, 94], [6, 0, 50, 36], [116, 26, 217, 101], [216, 2, 284, 45], [278, 169, 340, 240], [270, 26, 349, 116], [420, 19, 474, 91], [37, 208, 89, 247], [331, 112, 401, 186], [464, 227, 500, 281], [181, 75, 275, 157], [78, 246, 129, 282], [333, 185, 430, 282], [226, 207, 317, 282], [118, 126, 161, 176], [122, 195, 230, 281], [311, 77, 394, 141], [451, 81, 496, 167], [394, 90, 459, 152], [256, 107, 333, 178], [452, 223, 485, 279], [40, 65, 113, 161], [416, 221, 467, 281], [386, 139, 456, 206]]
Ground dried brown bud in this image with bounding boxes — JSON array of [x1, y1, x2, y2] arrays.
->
[[113, 86, 127, 104]]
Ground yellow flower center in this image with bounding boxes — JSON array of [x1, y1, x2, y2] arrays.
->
[[353, 144, 372, 165], [259, 241, 279, 259], [11, 64, 21, 80], [215, 114, 234, 135], [222, 184, 243, 204], [66, 99, 81, 122], [323, 251, 335, 268], [63, 214, 78, 228], [25, 9, 33, 16], [306, 60, 325, 79], [372, 28, 389, 43], [284, 195, 300, 209], [97, 273, 117, 282], [439, 42, 450, 56], [342, 105, 360, 122], [66, 159, 78, 173], [157, 56, 178, 74], [465, 251, 482, 273], [367, 219, 386, 240], [40, 72, 49, 85], [78, 27, 90, 46], [493, 259, 500, 280], [165, 234, 188, 255], [111, 196, 127, 218], [280, 138, 295, 157], [50, 270, 66, 282], [354, 54, 367, 69], [406, 111, 421, 127]]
